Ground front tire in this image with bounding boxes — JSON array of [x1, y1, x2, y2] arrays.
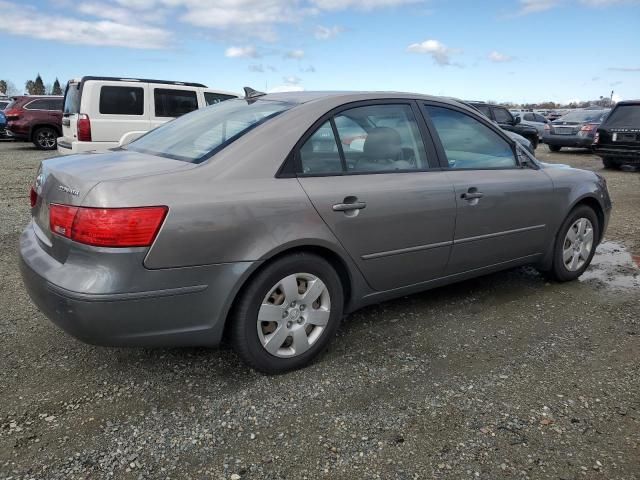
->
[[32, 127, 58, 150], [548, 144, 561, 152], [231, 253, 344, 374], [549, 206, 599, 282]]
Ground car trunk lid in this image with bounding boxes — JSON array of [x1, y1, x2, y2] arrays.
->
[[31, 150, 194, 262]]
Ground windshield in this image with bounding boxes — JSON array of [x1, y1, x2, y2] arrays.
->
[[63, 83, 81, 115], [605, 105, 640, 127], [557, 110, 608, 123], [127, 98, 293, 163]]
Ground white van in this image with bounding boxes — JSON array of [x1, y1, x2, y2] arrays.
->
[[58, 76, 239, 154]]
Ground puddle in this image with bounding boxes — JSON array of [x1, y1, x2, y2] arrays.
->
[[580, 241, 640, 290]]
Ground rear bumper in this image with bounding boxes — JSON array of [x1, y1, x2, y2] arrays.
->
[[19, 222, 256, 347], [57, 139, 119, 155], [594, 146, 640, 163], [543, 134, 594, 148]]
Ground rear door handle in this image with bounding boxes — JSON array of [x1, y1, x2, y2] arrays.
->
[[333, 196, 367, 212], [460, 192, 483, 200], [333, 201, 367, 212]]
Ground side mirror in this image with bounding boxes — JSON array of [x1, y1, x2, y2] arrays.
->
[[514, 116, 521, 125]]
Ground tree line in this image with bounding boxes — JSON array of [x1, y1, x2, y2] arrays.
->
[[0, 74, 63, 97]]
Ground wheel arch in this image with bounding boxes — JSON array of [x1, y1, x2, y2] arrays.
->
[[29, 123, 62, 141], [220, 242, 358, 342], [568, 195, 606, 243]]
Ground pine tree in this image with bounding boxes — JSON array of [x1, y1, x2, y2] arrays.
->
[[0, 80, 7, 95], [51, 78, 62, 95], [33, 74, 46, 95], [25, 80, 36, 95]]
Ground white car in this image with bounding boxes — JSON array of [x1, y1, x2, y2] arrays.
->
[[58, 76, 239, 154]]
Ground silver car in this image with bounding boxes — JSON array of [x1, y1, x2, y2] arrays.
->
[[20, 91, 612, 373], [514, 111, 550, 140]]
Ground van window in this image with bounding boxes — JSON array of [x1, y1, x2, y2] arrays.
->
[[154, 89, 198, 117], [99, 86, 144, 115], [204, 92, 236, 105]]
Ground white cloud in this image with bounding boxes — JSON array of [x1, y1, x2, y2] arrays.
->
[[225, 45, 259, 58], [488, 51, 514, 62], [283, 75, 302, 85], [0, 0, 170, 49], [407, 39, 459, 66], [312, 0, 421, 10], [608, 66, 640, 71], [580, 0, 640, 5], [314, 25, 344, 39], [515, 0, 561, 15], [285, 49, 305, 59]]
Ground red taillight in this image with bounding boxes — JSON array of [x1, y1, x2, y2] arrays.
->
[[49, 205, 168, 247], [594, 132, 600, 144], [580, 124, 596, 132], [544, 124, 551, 131], [4, 108, 21, 120], [30, 186, 38, 207], [77, 114, 92, 142], [49, 204, 78, 238]]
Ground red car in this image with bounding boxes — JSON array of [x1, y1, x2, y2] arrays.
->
[[5, 95, 63, 150]]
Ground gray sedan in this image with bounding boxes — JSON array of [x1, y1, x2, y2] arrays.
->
[[20, 91, 612, 373]]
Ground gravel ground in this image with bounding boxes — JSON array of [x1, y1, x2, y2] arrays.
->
[[1, 141, 638, 480]]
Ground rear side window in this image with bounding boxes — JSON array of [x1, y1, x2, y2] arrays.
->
[[523, 113, 535, 121], [154, 89, 198, 117], [24, 99, 49, 110], [99, 86, 144, 115], [604, 105, 640, 127], [425, 105, 516, 169], [63, 83, 80, 114], [46, 99, 62, 110], [204, 92, 236, 105]]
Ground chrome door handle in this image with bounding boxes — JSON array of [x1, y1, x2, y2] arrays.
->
[[332, 201, 367, 212], [460, 192, 483, 200]]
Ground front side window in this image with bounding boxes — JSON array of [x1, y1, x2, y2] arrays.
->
[[493, 107, 513, 123], [523, 113, 535, 121], [425, 105, 516, 169], [99, 86, 144, 115], [204, 92, 236, 105], [127, 98, 291, 163], [154, 89, 198, 117]]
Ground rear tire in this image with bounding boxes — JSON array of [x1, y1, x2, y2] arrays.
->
[[32, 127, 58, 150], [548, 145, 561, 152], [231, 253, 344, 374], [548, 205, 599, 282], [602, 157, 620, 170]]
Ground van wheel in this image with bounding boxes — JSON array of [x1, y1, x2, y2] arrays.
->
[[33, 127, 58, 150], [602, 157, 620, 170], [549, 206, 599, 282], [231, 253, 344, 374], [548, 145, 561, 152]]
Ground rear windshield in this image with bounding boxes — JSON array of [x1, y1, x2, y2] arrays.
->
[[604, 105, 640, 127], [127, 98, 293, 163], [557, 110, 608, 123], [63, 83, 81, 114]]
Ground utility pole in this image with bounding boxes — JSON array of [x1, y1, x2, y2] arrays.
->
[[610, 90, 614, 107]]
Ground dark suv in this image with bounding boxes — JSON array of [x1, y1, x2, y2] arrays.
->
[[593, 100, 640, 169], [5, 96, 63, 150], [467, 101, 539, 149]]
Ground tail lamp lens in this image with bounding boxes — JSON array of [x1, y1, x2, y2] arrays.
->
[[30, 186, 38, 207], [580, 124, 595, 132], [594, 132, 600, 144], [4, 108, 21, 120], [49, 205, 168, 247], [77, 114, 92, 142]]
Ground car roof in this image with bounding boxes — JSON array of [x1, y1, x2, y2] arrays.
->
[[615, 100, 640, 106], [255, 90, 458, 106], [69, 76, 207, 88]]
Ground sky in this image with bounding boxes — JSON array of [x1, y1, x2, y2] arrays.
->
[[0, 0, 638, 104]]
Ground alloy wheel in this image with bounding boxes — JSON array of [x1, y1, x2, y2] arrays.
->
[[36, 129, 56, 149], [562, 218, 594, 271], [257, 273, 331, 358]]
